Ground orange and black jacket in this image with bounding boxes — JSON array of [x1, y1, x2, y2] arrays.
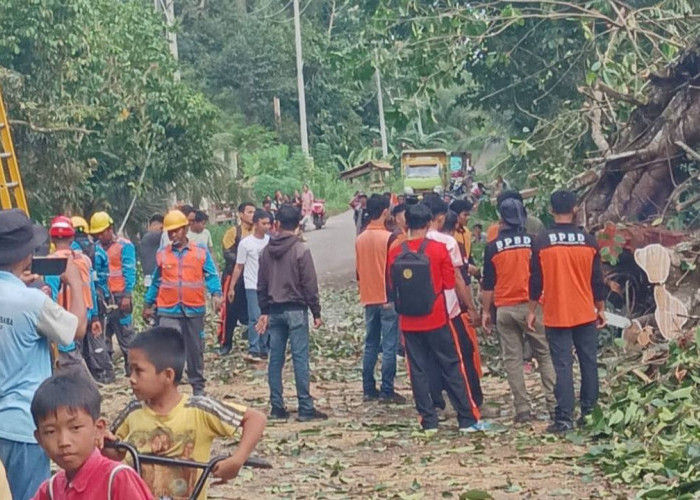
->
[[482, 227, 532, 307], [529, 223, 607, 328]]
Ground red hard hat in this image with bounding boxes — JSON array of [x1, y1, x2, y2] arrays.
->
[[49, 215, 76, 238]]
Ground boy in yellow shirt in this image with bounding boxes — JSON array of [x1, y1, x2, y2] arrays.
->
[[106, 327, 266, 500]]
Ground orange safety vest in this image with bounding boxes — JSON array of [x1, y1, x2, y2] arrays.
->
[[106, 238, 130, 293], [53, 249, 93, 311], [156, 242, 207, 309]]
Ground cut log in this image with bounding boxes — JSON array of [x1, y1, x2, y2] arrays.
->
[[653, 285, 688, 340], [622, 318, 655, 353], [634, 244, 671, 284], [638, 326, 652, 347], [623, 319, 643, 353]]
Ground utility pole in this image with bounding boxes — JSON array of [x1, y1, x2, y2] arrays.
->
[[375, 66, 388, 158], [293, 0, 309, 156], [273, 96, 281, 128]]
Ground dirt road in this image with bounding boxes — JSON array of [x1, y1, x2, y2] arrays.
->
[[305, 210, 357, 286], [99, 215, 629, 499]]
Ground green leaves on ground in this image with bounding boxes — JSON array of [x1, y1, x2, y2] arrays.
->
[[583, 337, 700, 498], [460, 490, 493, 500]]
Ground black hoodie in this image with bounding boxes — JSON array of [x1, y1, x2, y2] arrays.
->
[[257, 233, 321, 319]]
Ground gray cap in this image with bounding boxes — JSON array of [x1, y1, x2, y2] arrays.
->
[[498, 198, 527, 228], [0, 209, 47, 265]]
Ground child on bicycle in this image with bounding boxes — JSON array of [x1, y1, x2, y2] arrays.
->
[[106, 327, 266, 500], [30, 374, 153, 499]]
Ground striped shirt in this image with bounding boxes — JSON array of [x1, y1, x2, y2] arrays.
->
[[112, 394, 246, 500]]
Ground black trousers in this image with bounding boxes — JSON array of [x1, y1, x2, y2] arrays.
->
[[221, 272, 248, 348], [105, 296, 134, 376], [159, 316, 207, 394], [82, 325, 115, 382], [405, 325, 479, 429], [427, 316, 483, 414], [546, 322, 599, 425]]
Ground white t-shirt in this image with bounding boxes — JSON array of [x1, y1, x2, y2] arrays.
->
[[236, 234, 270, 290], [188, 229, 213, 249], [427, 230, 462, 319]]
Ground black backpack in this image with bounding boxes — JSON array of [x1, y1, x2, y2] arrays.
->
[[391, 240, 437, 317]]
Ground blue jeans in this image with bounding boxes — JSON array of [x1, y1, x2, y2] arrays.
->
[[246, 289, 267, 355], [267, 306, 314, 414], [362, 303, 399, 396], [0, 437, 50, 500]]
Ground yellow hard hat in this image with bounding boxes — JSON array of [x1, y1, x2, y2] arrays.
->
[[163, 210, 188, 232], [89, 211, 113, 234], [70, 216, 89, 232]]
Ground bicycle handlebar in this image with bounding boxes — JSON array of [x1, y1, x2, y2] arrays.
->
[[103, 440, 272, 500]]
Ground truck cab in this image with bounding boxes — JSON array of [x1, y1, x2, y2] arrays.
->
[[401, 149, 448, 197]]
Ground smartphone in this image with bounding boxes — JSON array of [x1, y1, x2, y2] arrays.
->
[[31, 257, 68, 276]]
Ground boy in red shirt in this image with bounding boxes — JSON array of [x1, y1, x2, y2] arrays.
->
[[30, 374, 153, 500], [388, 204, 481, 433]]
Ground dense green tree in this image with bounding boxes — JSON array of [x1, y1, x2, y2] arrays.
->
[[353, 0, 700, 225], [178, 0, 376, 158], [0, 0, 216, 221], [175, 0, 501, 187]]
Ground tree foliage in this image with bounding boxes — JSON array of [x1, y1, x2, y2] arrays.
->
[[7, 0, 697, 225], [178, 0, 377, 159], [176, 0, 504, 182], [352, 0, 700, 222], [0, 0, 216, 221]]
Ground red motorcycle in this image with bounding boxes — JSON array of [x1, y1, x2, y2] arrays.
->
[[312, 199, 326, 229]]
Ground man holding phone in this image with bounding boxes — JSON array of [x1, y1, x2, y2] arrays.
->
[[89, 211, 137, 376], [0, 209, 87, 500]]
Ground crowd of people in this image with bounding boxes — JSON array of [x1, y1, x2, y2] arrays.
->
[[354, 188, 606, 434], [0, 198, 325, 500], [248, 184, 317, 229], [0, 181, 607, 499]]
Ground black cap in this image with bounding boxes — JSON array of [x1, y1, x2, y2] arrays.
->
[[0, 209, 47, 265], [498, 198, 527, 228]]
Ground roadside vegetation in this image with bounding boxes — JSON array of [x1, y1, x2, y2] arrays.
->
[[1, 1, 699, 497]]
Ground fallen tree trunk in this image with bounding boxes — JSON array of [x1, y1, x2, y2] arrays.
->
[[584, 40, 700, 227]]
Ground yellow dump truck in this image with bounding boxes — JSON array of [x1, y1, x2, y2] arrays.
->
[[401, 149, 449, 196]]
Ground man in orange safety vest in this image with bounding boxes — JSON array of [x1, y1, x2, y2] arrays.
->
[[45, 216, 101, 378], [143, 210, 223, 395], [90, 211, 136, 376]]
